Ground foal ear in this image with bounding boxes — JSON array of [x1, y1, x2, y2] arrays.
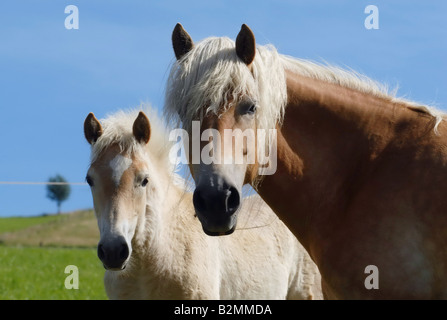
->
[[84, 113, 103, 145], [236, 24, 256, 66], [133, 112, 151, 145], [172, 23, 194, 60]]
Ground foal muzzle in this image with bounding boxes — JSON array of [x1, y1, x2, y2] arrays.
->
[[97, 235, 130, 270]]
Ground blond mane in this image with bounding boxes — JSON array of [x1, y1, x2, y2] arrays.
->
[[165, 36, 444, 132]]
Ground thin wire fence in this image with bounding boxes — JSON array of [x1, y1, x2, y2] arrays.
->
[[0, 182, 87, 185]]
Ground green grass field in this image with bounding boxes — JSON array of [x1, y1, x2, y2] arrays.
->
[[0, 211, 107, 300], [0, 246, 107, 299]]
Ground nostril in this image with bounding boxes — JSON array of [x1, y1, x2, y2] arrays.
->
[[193, 189, 207, 213], [119, 243, 129, 261], [97, 244, 105, 261], [226, 186, 240, 215]]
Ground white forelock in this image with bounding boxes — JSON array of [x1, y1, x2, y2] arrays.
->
[[89, 104, 184, 185]]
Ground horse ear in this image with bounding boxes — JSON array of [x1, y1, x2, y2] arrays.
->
[[172, 23, 194, 60], [236, 24, 256, 65], [133, 112, 151, 145], [84, 113, 103, 145]]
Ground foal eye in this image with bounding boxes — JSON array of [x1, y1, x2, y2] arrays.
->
[[141, 178, 149, 187], [247, 104, 257, 114], [85, 175, 94, 187]]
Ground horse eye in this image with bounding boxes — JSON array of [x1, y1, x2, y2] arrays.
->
[[249, 104, 257, 113], [141, 178, 149, 187], [86, 175, 94, 187], [246, 104, 257, 115]]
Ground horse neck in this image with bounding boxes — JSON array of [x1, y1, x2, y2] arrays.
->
[[256, 70, 427, 251]]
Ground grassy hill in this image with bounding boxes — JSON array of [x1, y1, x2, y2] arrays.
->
[[0, 210, 99, 247], [0, 210, 107, 299]]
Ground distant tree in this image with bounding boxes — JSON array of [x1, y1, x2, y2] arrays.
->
[[46, 174, 71, 214]]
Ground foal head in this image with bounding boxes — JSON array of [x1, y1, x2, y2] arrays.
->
[[166, 24, 284, 235], [84, 111, 152, 270]]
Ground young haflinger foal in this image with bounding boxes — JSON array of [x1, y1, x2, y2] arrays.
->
[[165, 23, 447, 299], [83, 108, 322, 299]]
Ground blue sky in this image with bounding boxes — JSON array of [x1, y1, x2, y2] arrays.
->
[[0, 1, 446, 216]]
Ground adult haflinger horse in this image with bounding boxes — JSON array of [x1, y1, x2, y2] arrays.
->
[[165, 23, 447, 299], [83, 107, 322, 299]]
